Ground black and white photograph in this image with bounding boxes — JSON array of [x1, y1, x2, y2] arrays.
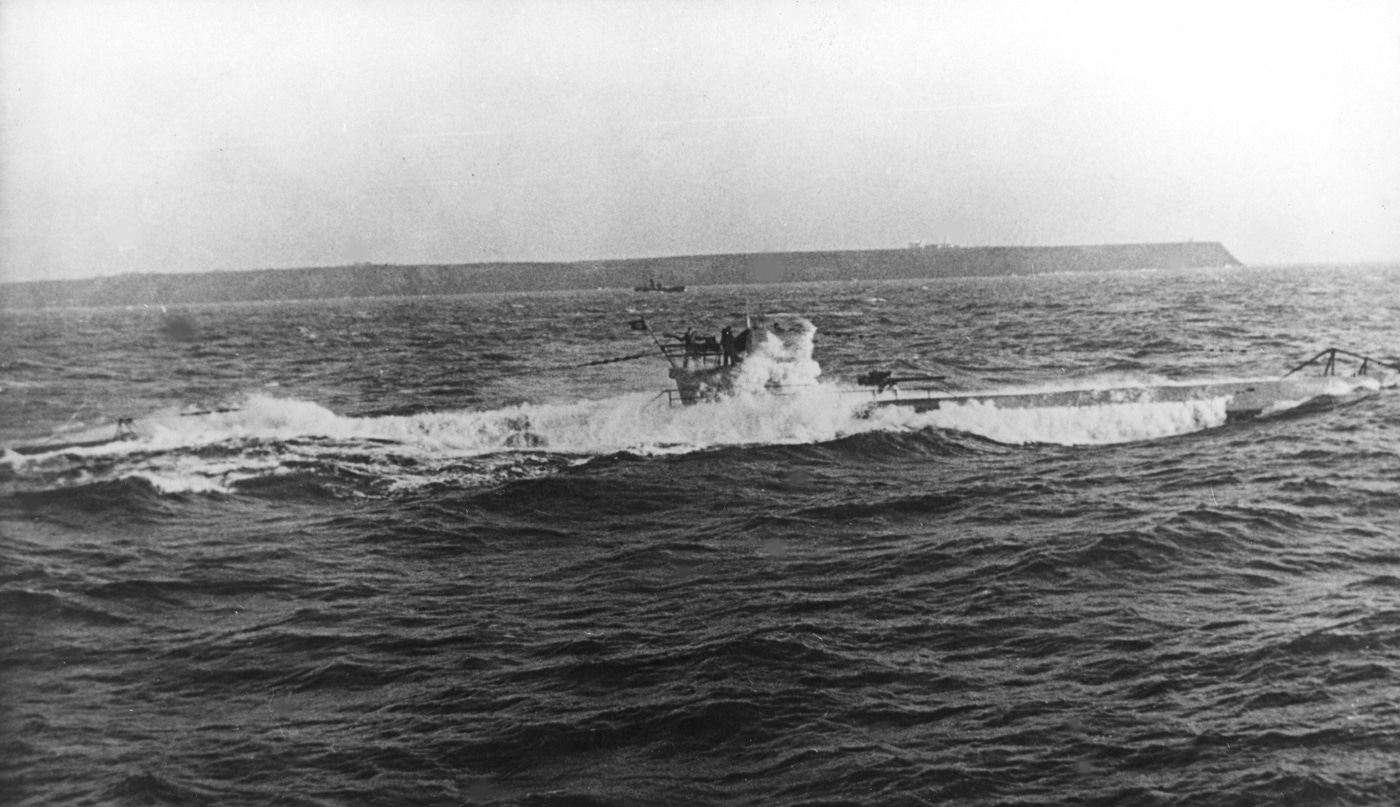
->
[[2, 1, 1399, 804]]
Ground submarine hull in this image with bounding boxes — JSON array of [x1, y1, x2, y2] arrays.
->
[[861, 376, 1384, 422]]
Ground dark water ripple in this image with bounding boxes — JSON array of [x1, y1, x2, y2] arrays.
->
[[3, 265, 1400, 805]]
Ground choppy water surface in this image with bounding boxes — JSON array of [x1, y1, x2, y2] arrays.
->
[[3, 264, 1399, 806]]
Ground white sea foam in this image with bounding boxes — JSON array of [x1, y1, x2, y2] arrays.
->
[[127, 471, 236, 495], [730, 316, 824, 393]]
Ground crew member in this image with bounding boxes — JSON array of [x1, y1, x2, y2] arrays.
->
[[720, 327, 737, 366]]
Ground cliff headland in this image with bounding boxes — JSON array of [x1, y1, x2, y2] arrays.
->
[[2, 241, 1240, 309]]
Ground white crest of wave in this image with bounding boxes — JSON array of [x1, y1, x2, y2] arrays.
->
[[134, 396, 356, 449], [127, 471, 236, 494]]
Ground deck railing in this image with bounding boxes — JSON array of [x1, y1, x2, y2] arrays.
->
[[659, 341, 728, 369]]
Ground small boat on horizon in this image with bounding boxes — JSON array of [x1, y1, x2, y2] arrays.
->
[[634, 278, 686, 293]]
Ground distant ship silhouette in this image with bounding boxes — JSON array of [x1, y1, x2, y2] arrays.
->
[[634, 277, 686, 293]]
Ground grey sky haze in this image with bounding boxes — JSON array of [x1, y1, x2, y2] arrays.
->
[[2, 0, 1398, 283]]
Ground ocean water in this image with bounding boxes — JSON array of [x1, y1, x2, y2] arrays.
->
[[2, 263, 1399, 806]]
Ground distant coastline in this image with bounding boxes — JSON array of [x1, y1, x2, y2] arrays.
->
[[1, 242, 1241, 309]]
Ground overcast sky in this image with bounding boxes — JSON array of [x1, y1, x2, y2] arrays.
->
[[2, 0, 1397, 283]]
